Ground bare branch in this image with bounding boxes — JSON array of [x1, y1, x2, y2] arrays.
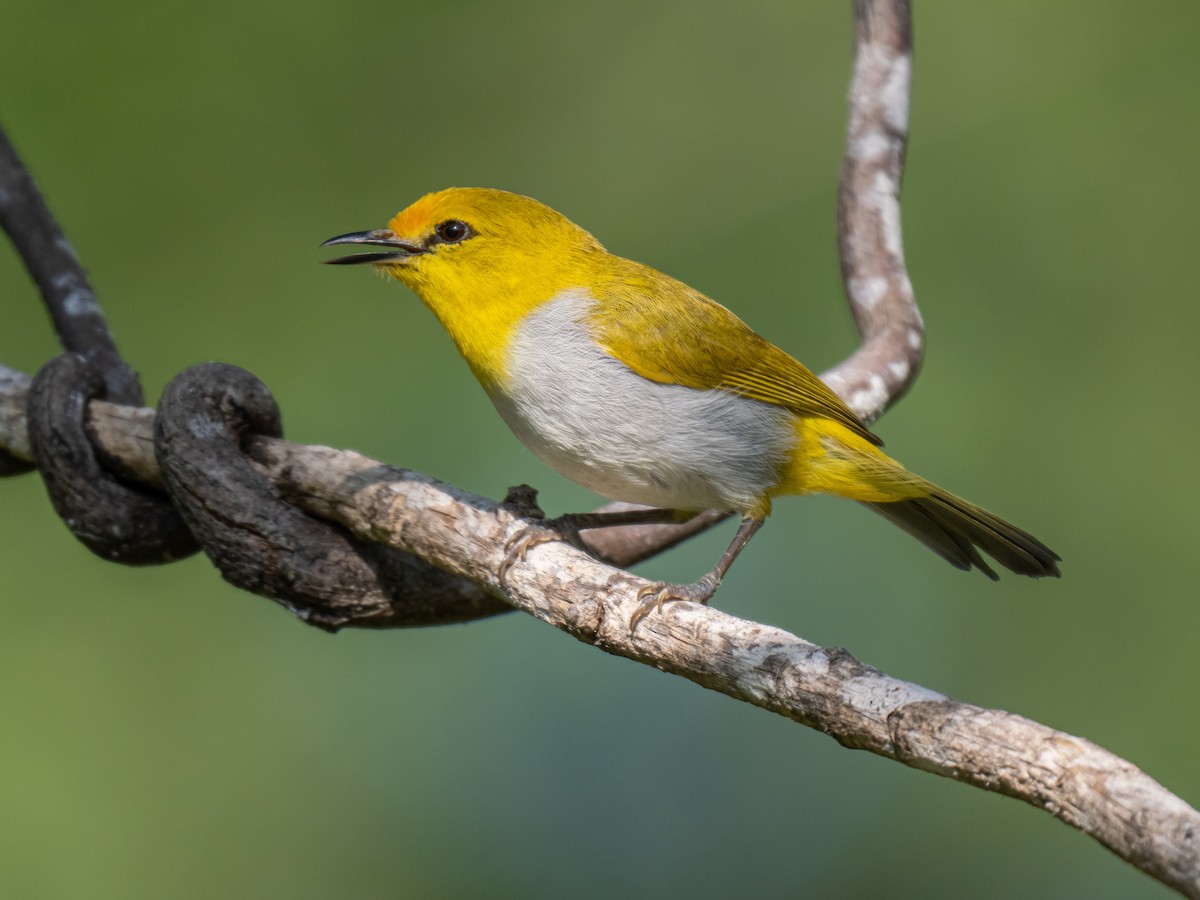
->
[[823, 0, 923, 422], [0, 127, 142, 405], [1, 373, 1197, 895]]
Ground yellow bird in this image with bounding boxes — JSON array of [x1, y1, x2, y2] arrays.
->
[[324, 188, 1059, 626]]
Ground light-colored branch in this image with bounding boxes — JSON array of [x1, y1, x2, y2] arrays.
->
[[1, 374, 1198, 895], [824, 0, 923, 422]]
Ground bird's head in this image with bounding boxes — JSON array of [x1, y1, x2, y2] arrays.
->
[[323, 187, 607, 383], [323, 187, 605, 304]]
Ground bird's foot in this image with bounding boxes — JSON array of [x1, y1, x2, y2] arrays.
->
[[498, 514, 587, 586], [629, 574, 721, 633]]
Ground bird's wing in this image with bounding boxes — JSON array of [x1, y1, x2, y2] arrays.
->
[[588, 267, 882, 445]]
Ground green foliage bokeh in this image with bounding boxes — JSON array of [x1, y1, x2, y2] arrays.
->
[[2, 2, 1198, 897]]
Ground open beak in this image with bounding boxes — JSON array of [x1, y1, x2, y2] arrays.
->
[[320, 229, 426, 265]]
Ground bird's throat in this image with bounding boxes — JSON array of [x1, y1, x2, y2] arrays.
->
[[415, 284, 530, 390]]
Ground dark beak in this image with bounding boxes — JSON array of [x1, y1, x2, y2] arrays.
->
[[320, 230, 426, 265]]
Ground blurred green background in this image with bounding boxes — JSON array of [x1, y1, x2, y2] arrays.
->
[[3, 1, 1198, 897]]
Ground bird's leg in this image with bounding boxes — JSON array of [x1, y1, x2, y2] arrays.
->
[[498, 506, 690, 585], [630, 515, 765, 632]]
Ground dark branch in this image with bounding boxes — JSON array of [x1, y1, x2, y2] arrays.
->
[[0, 124, 142, 405]]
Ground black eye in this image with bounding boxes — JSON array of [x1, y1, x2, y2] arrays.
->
[[434, 219, 471, 244]]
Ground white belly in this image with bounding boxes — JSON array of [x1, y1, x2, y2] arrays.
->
[[487, 292, 795, 512]]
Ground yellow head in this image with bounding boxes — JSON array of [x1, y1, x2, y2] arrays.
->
[[323, 188, 606, 384]]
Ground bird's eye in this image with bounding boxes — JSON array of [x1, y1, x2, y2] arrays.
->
[[434, 219, 472, 244]]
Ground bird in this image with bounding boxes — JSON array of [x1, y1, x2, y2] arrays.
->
[[323, 187, 1059, 627]]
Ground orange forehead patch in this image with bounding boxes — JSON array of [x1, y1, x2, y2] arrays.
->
[[382, 187, 603, 253], [387, 192, 449, 240]]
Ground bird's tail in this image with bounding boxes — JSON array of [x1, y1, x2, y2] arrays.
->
[[862, 489, 1060, 579], [784, 420, 1061, 579]]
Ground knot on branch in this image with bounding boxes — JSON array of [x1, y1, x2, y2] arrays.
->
[[153, 362, 505, 630], [26, 353, 200, 564]]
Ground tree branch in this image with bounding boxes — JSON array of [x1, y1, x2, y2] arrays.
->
[[1, 369, 1198, 895], [0, 127, 143, 406], [825, 0, 923, 421]]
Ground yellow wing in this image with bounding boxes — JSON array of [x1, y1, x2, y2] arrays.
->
[[589, 259, 882, 446]]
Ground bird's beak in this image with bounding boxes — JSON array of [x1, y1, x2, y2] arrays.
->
[[320, 229, 426, 265]]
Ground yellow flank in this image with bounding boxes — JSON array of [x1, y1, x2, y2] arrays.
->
[[779, 418, 928, 502]]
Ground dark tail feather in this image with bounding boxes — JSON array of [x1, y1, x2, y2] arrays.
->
[[863, 487, 1061, 580]]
